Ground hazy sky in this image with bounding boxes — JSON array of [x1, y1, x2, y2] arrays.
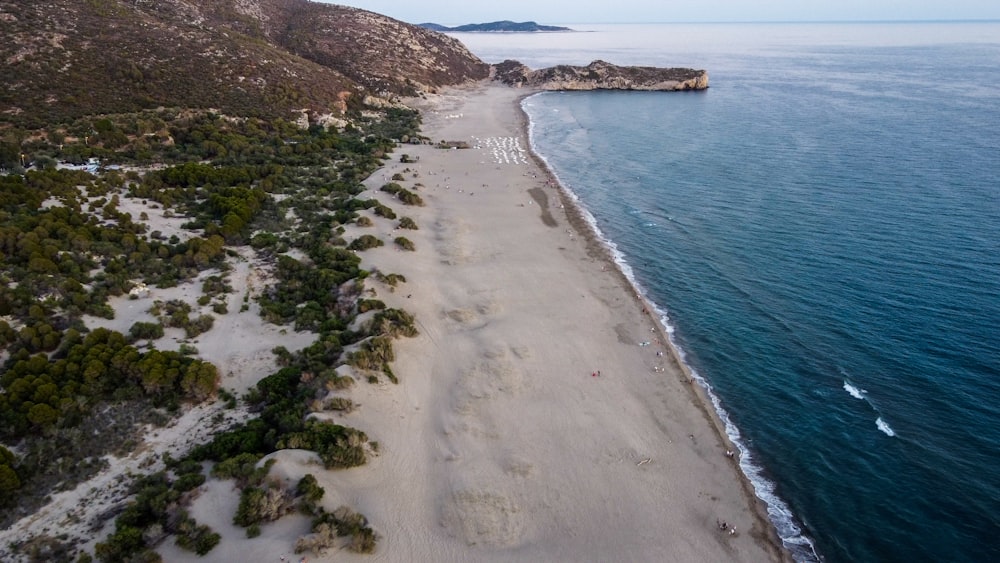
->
[[321, 1, 1000, 24]]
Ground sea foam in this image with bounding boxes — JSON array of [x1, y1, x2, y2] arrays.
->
[[876, 417, 896, 437], [843, 381, 867, 400]]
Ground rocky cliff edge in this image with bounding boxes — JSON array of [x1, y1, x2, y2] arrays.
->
[[491, 59, 708, 91]]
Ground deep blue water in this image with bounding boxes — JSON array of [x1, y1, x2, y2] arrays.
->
[[455, 23, 1000, 562]]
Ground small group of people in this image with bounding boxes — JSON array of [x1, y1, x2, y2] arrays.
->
[[717, 520, 738, 536]]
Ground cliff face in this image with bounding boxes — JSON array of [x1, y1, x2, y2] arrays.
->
[[0, 0, 489, 125], [492, 59, 708, 91]]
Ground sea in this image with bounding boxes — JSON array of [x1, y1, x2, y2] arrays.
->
[[448, 22, 1000, 562]]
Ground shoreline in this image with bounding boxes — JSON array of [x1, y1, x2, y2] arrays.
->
[[515, 90, 793, 561], [311, 80, 790, 562], [0, 80, 793, 563], [150, 80, 795, 562]]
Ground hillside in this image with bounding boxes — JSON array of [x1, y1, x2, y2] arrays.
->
[[0, 0, 489, 127]]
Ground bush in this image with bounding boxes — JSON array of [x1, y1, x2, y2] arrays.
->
[[347, 235, 383, 251], [355, 215, 373, 227], [372, 203, 396, 220], [398, 216, 418, 230], [128, 321, 164, 342], [184, 314, 214, 338], [375, 271, 406, 287], [394, 236, 415, 251], [234, 482, 292, 529], [396, 189, 423, 206], [212, 454, 270, 486], [380, 183, 423, 206], [297, 474, 325, 515], [174, 513, 220, 555], [276, 421, 367, 469], [296, 505, 378, 554], [379, 182, 402, 195], [369, 308, 418, 338], [357, 299, 385, 313], [173, 472, 206, 492]]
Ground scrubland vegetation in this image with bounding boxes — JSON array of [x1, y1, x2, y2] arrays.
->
[[1, 103, 422, 559]]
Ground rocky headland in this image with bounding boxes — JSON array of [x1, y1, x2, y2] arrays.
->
[[492, 59, 709, 91]]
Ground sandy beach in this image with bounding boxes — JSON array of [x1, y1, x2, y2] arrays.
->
[[1, 82, 787, 562], [183, 82, 785, 562]]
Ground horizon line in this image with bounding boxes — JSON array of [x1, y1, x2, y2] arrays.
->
[[428, 18, 1000, 26]]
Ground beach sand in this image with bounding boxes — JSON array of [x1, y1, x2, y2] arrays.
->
[[188, 82, 785, 562]]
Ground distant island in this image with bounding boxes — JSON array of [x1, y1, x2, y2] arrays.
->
[[419, 20, 573, 32]]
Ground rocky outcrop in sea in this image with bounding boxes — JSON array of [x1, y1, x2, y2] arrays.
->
[[491, 59, 708, 91]]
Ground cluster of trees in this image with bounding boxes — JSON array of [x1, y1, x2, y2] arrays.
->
[[0, 445, 20, 504], [94, 463, 218, 561], [0, 328, 218, 440], [0, 169, 230, 358], [130, 163, 275, 244], [258, 242, 363, 331], [149, 299, 215, 339]]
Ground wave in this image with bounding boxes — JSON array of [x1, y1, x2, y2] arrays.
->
[[843, 381, 867, 400], [524, 94, 821, 562], [843, 378, 895, 437], [876, 417, 896, 437]]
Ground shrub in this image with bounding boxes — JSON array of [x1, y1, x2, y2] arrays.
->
[[184, 314, 214, 338], [234, 482, 293, 529], [297, 474, 325, 515], [212, 454, 269, 486], [306, 506, 375, 553], [355, 215, 373, 227], [374, 271, 406, 287], [369, 308, 418, 338], [357, 299, 385, 313], [174, 513, 220, 555], [325, 397, 355, 412], [276, 421, 367, 469], [396, 189, 423, 206], [173, 472, 205, 493], [348, 336, 394, 371], [379, 183, 402, 195], [347, 235, 383, 251], [128, 321, 164, 342], [398, 217, 418, 230], [372, 203, 396, 220], [394, 237, 415, 251]]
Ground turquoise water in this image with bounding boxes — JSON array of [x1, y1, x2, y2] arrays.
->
[[455, 23, 1000, 562]]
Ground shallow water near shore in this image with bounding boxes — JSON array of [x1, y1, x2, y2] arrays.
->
[[456, 22, 1000, 562]]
